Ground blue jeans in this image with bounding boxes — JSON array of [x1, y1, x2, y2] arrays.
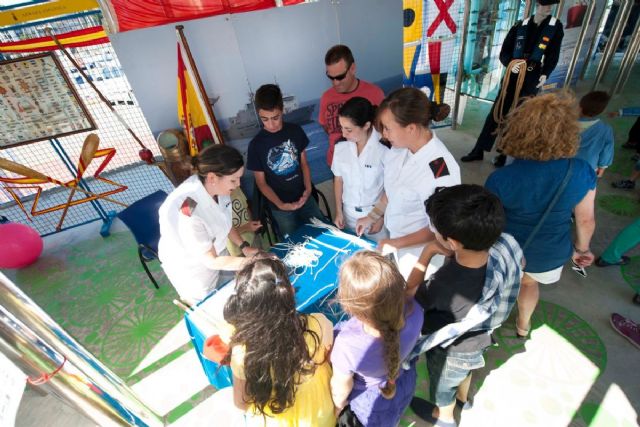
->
[[270, 197, 326, 237], [426, 346, 485, 407]]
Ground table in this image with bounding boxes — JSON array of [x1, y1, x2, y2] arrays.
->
[[184, 224, 373, 389]]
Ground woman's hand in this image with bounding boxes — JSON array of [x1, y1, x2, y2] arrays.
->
[[242, 246, 260, 258], [376, 238, 397, 254], [369, 217, 384, 234], [572, 248, 594, 267], [237, 221, 262, 234], [355, 216, 374, 236], [334, 211, 345, 229]]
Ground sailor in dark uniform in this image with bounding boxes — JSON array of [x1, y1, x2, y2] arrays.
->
[[461, 0, 564, 165]]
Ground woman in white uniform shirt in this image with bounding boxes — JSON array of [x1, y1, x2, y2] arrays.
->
[[331, 97, 389, 241], [356, 88, 460, 275], [158, 145, 261, 304]]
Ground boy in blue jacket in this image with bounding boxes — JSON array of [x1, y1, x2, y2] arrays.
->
[[575, 91, 614, 178]]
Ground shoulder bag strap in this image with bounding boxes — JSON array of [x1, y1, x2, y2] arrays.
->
[[521, 159, 574, 252]]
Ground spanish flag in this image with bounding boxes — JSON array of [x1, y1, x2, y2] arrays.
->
[[177, 36, 220, 156], [0, 26, 108, 53]]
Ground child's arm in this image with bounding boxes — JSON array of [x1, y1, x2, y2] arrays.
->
[[620, 107, 640, 117], [330, 371, 354, 417], [232, 374, 249, 411], [597, 128, 615, 177], [298, 151, 313, 205], [406, 240, 452, 297], [608, 107, 640, 118], [378, 227, 435, 252]]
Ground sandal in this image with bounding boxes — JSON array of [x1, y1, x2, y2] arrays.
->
[[515, 320, 531, 339]]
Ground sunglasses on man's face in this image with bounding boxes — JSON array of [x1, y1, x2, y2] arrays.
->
[[326, 70, 349, 81]]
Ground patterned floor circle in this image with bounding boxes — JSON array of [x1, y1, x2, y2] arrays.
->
[[621, 256, 640, 293], [400, 301, 611, 427], [597, 195, 640, 217], [101, 297, 182, 373], [15, 231, 181, 377]]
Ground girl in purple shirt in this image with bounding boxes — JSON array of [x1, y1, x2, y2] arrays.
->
[[330, 251, 423, 426]]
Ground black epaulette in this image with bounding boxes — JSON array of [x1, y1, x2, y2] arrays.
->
[[429, 157, 450, 178], [180, 197, 197, 217]]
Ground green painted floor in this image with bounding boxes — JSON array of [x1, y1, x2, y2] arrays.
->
[[5, 56, 640, 426], [15, 231, 181, 380]]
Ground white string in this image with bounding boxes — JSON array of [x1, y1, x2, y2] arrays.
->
[[296, 283, 335, 309], [313, 239, 354, 280], [308, 218, 374, 249]]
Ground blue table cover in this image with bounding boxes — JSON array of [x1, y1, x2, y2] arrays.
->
[[184, 224, 372, 389]]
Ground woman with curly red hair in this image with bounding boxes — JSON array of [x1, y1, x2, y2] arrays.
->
[[485, 91, 596, 339]]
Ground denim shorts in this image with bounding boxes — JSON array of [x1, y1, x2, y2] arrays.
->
[[426, 346, 485, 407]]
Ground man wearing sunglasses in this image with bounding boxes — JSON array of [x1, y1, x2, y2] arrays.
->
[[319, 44, 384, 165]]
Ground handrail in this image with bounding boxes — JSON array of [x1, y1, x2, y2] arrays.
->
[[592, 0, 633, 90], [564, 0, 597, 86], [0, 272, 163, 426], [612, 17, 640, 94], [579, 0, 611, 81]]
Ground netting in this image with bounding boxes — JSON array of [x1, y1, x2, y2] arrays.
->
[[459, 0, 526, 100], [403, 0, 466, 127], [0, 12, 174, 235]]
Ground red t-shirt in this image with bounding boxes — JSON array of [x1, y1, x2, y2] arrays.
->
[[319, 79, 384, 165]]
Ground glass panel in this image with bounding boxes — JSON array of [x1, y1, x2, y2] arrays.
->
[[459, 0, 525, 100]]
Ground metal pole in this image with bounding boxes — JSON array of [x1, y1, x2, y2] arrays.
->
[[95, 0, 119, 34], [592, 0, 633, 90], [564, 0, 597, 86], [452, 0, 471, 130], [524, 0, 533, 18], [579, 0, 611, 80], [613, 17, 640, 94], [0, 272, 163, 426], [555, 0, 565, 18]]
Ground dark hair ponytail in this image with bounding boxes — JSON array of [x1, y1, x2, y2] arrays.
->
[[431, 102, 451, 123], [191, 144, 244, 183], [378, 87, 450, 128], [338, 96, 377, 128]]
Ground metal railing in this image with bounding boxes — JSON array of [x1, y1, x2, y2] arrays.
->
[[592, 0, 633, 90], [0, 272, 163, 426]]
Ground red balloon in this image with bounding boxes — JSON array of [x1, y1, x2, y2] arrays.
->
[[0, 223, 43, 269]]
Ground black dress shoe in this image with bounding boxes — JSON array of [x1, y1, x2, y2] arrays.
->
[[595, 256, 630, 267], [461, 151, 483, 162], [493, 154, 506, 168]]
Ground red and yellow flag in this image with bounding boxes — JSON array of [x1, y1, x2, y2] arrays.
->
[[0, 26, 108, 53], [177, 40, 218, 156]]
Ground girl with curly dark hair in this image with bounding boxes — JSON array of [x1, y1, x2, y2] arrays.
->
[[221, 255, 335, 426], [330, 251, 423, 426]]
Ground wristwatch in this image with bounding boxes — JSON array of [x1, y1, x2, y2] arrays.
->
[[239, 241, 250, 251]]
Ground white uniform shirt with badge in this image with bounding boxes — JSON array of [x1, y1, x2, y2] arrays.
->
[[331, 128, 387, 213], [158, 174, 232, 302], [383, 132, 460, 239]]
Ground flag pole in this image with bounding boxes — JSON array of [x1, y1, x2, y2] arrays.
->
[[175, 25, 224, 145]]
